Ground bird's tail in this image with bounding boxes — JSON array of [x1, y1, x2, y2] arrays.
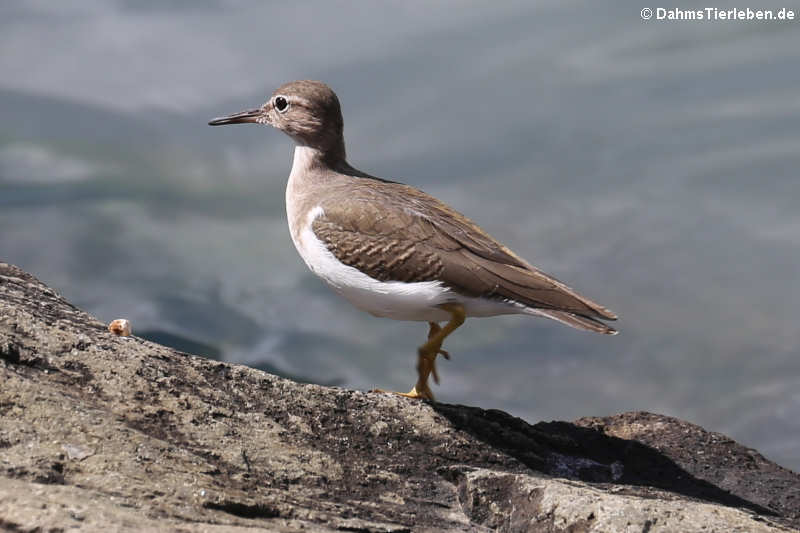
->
[[525, 308, 618, 335]]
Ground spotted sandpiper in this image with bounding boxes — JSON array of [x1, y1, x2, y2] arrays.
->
[[209, 80, 617, 400]]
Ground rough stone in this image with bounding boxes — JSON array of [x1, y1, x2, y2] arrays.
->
[[1, 261, 798, 532]]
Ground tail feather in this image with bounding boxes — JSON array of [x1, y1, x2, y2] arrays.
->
[[462, 252, 618, 321], [525, 308, 618, 335]]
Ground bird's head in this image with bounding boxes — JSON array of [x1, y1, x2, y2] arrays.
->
[[209, 80, 345, 155]]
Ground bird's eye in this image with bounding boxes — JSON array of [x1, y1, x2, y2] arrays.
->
[[274, 96, 289, 113]]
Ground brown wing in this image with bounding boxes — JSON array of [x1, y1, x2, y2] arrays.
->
[[312, 180, 618, 325]]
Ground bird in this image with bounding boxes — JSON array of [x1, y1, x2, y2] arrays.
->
[[209, 80, 617, 401]]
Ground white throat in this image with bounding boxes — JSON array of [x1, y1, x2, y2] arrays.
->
[[286, 145, 320, 239], [289, 145, 318, 179]]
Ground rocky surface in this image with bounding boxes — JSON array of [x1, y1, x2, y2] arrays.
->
[[1, 261, 798, 532]]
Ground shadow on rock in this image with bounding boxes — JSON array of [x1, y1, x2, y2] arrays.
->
[[432, 403, 777, 517]]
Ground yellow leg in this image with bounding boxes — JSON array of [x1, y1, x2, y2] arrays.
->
[[373, 323, 446, 397], [425, 321, 450, 385], [401, 303, 466, 401]]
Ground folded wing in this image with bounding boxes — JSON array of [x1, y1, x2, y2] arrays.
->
[[312, 179, 617, 333]]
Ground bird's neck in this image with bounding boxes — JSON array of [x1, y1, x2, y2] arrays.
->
[[289, 140, 355, 178], [287, 145, 343, 199], [288, 131, 346, 166], [286, 144, 349, 242], [290, 145, 326, 172]]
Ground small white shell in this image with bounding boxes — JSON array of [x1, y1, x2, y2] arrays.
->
[[108, 318, 132, 337]]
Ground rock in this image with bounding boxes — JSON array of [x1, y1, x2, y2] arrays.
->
[[0, 261, 798, 532], [61, 443, 95, 461]]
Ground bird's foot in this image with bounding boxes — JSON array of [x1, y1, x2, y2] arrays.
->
[[401, 384, 435, 401], [371, 386, 435, 401], [370, 310, 464, 403], [371, 348, 440, 401]]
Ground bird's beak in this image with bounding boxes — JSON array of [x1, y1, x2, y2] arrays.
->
[[208, 107, 267, 126]]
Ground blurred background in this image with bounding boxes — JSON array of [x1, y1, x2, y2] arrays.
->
[[1, 1, 799, 470]]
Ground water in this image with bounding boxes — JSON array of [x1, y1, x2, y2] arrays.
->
[[2, 1, 799, 470]]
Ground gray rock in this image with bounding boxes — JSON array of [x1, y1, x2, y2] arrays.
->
[[0, 261, 797, 532]]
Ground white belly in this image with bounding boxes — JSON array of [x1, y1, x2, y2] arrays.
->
[[288, 205, 524, 323]]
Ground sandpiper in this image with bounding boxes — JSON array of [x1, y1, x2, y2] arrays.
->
[[209, 80, 617, 400]]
